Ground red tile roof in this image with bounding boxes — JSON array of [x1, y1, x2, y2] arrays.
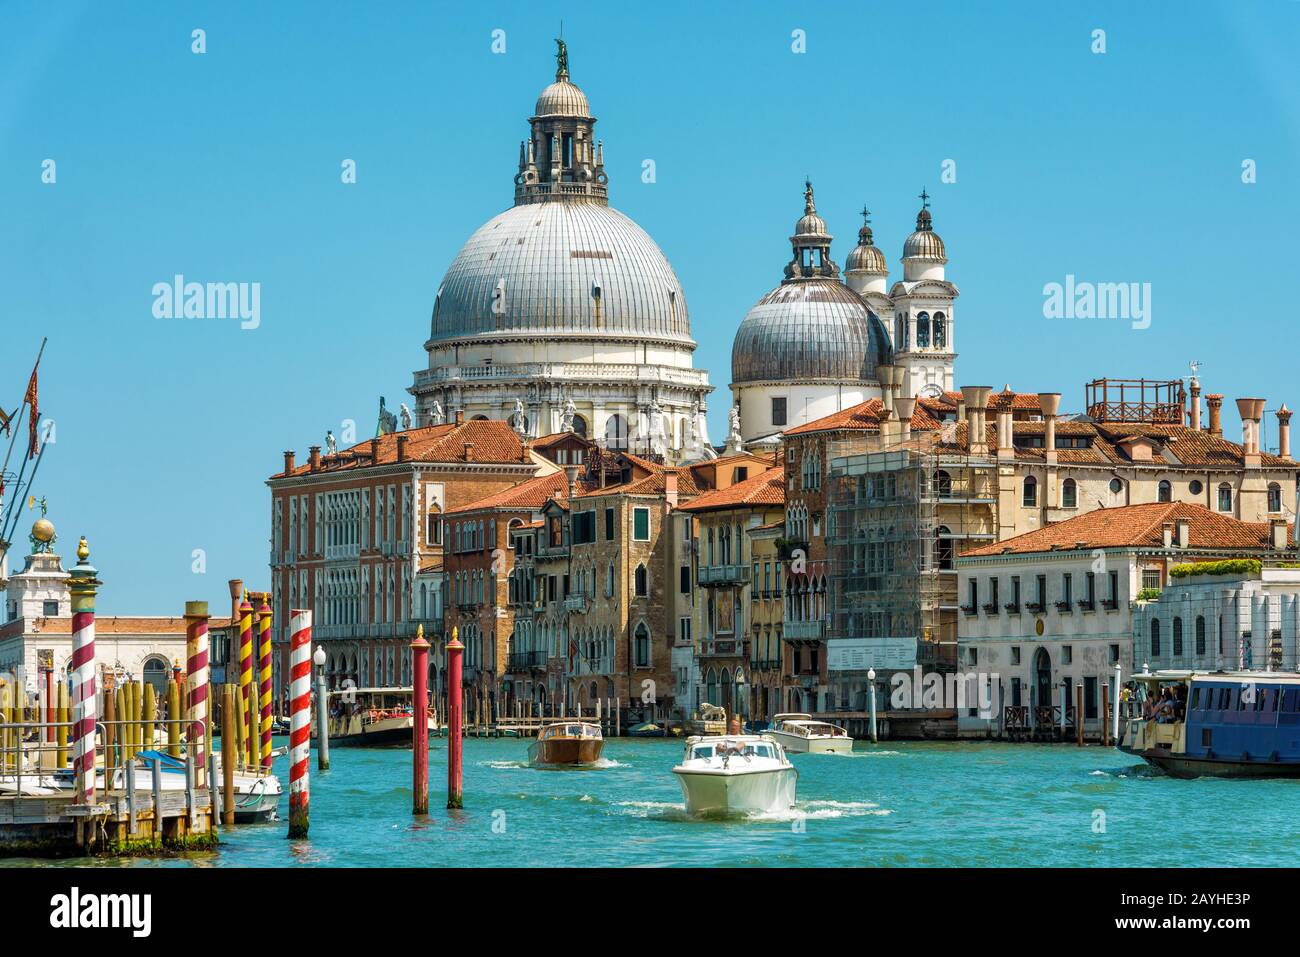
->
[[961, 502, 1292, 557], [446, 471, 571, 514], [678, 468, 786, 512], [275, 421, 531, 477]]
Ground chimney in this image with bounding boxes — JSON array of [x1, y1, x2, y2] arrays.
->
[[1189, 379, 1202, 431], [1175, 518, 1190, 548], [1271, 518, 1289, 550], [1206, 394, 1224, 437], [462, 442, 474, 461], [308, 446, 321, 472], [396, 434, 409, 462], [1236, 398, 1258, 453], [1038, 393, 1061, 465], [895, 397, 917, 442], [563, 464, 580, 499], [878, 365, 897, 417], [370, 438, 381, 463], [283, 450, 295, 474], [961, 386, 992, 455], [1278, 405, 1292, 460], [454, 409, 464, 426], [996, 406, 1013, 459], [1161, 522, 1173, 548], [664, 471, 679, 508]]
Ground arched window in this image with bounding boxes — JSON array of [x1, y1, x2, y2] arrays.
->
[[1150, 619, 1162, 658], [705, 667, 718, 706], [1172, 616, 1183, 657], [1268, 483, 1282, 513], [1217, 483, 1233, 513], [932, 312, 946, 348], [604, 414, 628, 451], [143, 656, 169, 699], [1195, 616, 1206, 656], [933, 469, 952, 498], [634, 623, 650, 667], [1062, 478, 1078, 509], [1023, 476, 1037, 507], [1157, 480, 1171, 503], [634, 564, 648, 597], [916, 312, 930, 348], [935, 526, 954, 570], [571, 414, 588, 438]]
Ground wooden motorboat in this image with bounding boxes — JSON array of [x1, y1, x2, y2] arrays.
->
[[319, 688, 439, 748], [627, 721, 666, 738], [767, 713, 854, 754], [672, 734, 797, 817], [528, 721, 604, 767]]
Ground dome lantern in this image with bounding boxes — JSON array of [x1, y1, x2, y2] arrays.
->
[[516, 39, 607, 206]]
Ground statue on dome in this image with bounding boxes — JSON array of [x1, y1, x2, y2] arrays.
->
[[555, 37, 569, 80], [376, 397, 397, 437], [648, 401, 667, 456], [429, 400, 445, 426], [561, 398, 577, 433], [325, 430, 337, 455], [399, 403, 413, 431]]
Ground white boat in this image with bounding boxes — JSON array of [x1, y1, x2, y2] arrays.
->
[[672, 734, 797, 817], [766, 713, 854, 754]]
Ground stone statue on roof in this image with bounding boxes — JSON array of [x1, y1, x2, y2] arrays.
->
[[510, 398, 528, 436], [429, 400, 445, 425], [399, 403, 413, 431], [724, 404, 743, 454], [648, 401, 667, 457], [325, 430, 337, 455], [376, 397, 397, 437], [561, 398, 577, 433]]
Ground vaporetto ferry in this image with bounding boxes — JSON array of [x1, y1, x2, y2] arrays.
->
[[1119, 669, 1300, 778]]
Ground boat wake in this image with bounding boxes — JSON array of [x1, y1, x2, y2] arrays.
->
[[832, 749, 902, 758], [749, 799, 893, 822]]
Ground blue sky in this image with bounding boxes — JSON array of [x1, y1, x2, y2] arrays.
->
[[1, 1, 1297, 613]]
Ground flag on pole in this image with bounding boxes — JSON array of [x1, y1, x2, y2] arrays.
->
[[0, 404, 12, 437], [24, 361, 38, 459]]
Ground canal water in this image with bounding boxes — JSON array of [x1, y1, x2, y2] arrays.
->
[[7, 738, 1298, 867]]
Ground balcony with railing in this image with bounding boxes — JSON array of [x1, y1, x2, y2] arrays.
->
[[506, 651, 547, 672], [698, 638, 744, 657], [783, 619, 825, 641], [563, 594, 590, 613], [698, 563, 748, 586]]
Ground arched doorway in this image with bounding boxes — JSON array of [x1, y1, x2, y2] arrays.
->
[[1033, 647, 1052, 710]]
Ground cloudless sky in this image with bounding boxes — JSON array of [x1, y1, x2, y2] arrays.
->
[[1, 1, 1297, 613]]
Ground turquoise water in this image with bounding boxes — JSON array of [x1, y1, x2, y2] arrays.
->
[[10, 737, 1300, 867]]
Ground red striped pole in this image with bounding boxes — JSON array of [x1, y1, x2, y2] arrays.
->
[[184, 601, 210, 788], [411, 624, 430, 814], [446, 625, 463, 809], [288, 609, 312, 838], [238, 592, 254, 769], [258, 595, 274, 768], [68, 538, 100, 806]]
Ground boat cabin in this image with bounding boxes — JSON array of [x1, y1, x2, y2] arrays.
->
[[538, 722, 602, 741]]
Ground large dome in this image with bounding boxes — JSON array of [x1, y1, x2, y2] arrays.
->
[[731, 280, 890, 383], [430, 201, 692, 344]]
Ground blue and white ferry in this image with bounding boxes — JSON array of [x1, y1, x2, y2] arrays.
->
[[1119, 669, 1300, 778]]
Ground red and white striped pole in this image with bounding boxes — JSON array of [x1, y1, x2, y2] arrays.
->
[[184, 600, 210, 788], [288, 608, 312, 838], [258, 595, 274, 768], [68, 537, 100, 806]]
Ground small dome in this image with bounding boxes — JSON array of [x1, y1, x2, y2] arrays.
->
[[732, 280, 891, 384], [535, 79, 590, 117], [902, 204, 947, 261], [31, 517, 55, 544], [846, 224, 887, 274]]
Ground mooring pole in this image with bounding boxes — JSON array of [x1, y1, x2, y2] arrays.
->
[[221, 684, 236, 825], [446, 626, 464, 809], [67, 537, 101, 806], [239, 591, 255, 770], [867, 668, 878, 743], [184, 600, 210, 788], [1076, 684, 1084, 747], [287, 609, 312, 838], [257, 595, 274, 768], [1101, 681, 1110, 748], [1113, 664, 1123, 745], [411, 624, 430, 815]]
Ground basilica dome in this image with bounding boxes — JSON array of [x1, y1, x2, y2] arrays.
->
[[902, 205, 947, 262], [430, 200, 692, 345], [731, 182, 891, 384]]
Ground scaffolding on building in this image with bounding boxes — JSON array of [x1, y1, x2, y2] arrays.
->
[[824, 428, 999, 709]]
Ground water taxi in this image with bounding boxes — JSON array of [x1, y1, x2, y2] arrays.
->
[[672, 734, 797, 816], [1119, 669, 1300, 778], [767, 713, 854, 754], [321, 687, 438, 748], [528, 721, 604, 767]]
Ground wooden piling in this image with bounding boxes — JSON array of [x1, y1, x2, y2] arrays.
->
[[56, 680, 70, 767], [220, 684, 236, 825], [103, 681, 117, 780], [143, 682, 156, 751], [166, 677, 181, 758], [1076, 684, 1084, 746], [1101, 682, 1110, 747]]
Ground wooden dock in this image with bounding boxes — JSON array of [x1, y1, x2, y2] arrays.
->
[[0, 786, 216, 856]]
